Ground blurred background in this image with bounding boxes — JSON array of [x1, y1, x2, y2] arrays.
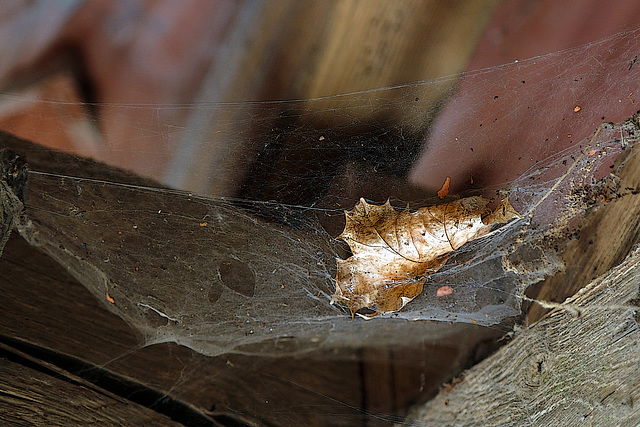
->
[[1, 0, 638, 204], [2, 0, 637, 200]]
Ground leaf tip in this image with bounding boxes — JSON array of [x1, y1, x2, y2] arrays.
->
[[482, 197, 520, 225], [437, 176, 451, 199]]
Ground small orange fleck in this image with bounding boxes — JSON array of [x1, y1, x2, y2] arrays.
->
[[436, 285, 454, 297], [573, 106, 581, 112], [470, 176, 474, 185], [106, 292, 115, 304], [200, 222, 208, 227], [588, 149, 597, 156], [567, 134, 572, 138], [437, 177, 451, 199]]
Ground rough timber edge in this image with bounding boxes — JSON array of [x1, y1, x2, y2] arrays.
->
[[404, 244, 640, 426], [0, 147, 27, 256]]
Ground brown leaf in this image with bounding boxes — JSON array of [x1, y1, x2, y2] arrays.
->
[[331, 197, 519, 318], [437, 176, 451, 198]]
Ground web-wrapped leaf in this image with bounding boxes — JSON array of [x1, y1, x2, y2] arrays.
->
[[332, 197, 519, 317]]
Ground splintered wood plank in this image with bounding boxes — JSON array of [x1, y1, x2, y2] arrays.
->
[[0, 357, 180, 426], [406, 245, 640, 425], [528, 143, 640, 322]]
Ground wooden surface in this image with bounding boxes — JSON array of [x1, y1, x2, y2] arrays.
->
[[404, 112, 640, 424], [0, 2, 504, 424], [4, 2, 639, 425], [0, 355, 181, 426], [528, 142, 640, 322], [0, 133, 504, 426], [0, 231, 501, 426], [406, 244, 640, 425]]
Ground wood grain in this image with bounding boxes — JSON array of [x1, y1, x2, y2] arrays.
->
[[407, 244, 640, 425], [0, 132, 502, 426], [528, 143, 640, 322], [0, 356, 181, 426]]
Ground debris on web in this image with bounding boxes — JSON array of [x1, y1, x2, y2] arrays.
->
[[9, 113, 638, 357], [331, 197, 519, 319], [6, 24, 640, 357]]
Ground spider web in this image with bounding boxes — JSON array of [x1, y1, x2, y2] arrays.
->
[[6, 25, 640, 362]]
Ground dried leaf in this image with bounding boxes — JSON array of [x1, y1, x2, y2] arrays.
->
[[437, 176, 451, 198], [331, 197, 519, 318]]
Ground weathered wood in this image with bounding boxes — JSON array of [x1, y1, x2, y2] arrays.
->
[[406, 245, 640, 425], [528, 143, 640, 322], [0, 354, 181, 426], [0, 147, 26, 255], [2, 233, 498, 426], [0, 132, 502, 426]]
